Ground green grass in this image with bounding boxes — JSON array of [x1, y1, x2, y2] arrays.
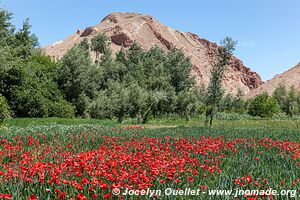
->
[[3, 117, 118, 128], [3, 117, 300, 131]]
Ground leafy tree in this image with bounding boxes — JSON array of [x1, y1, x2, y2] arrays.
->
[[0, 8, 13, 40], [106, 82, 130, 123], [176, 90, 197, 120], [88, 91, 112, 119], [248, 92, 280, 118], [13, 19, 38, 59], [60, 34, 197, 122], [273, 84, 288, 113], [273, 84, 300, 116], [219, 89, 245, 114], [0, 95, 10, 123], [88, 82, 130, 122], [10, 51, 75, 118], [139, 90, 168, 124], [49, 97, 75, 118], [91, 33, 109, 62], [127, 83, 149, 121], [286, 86, 299, 116], [100, 49, 126, 86], [0, 9, 38, 99], [57, 42, 97, 116], [164, 49, 194, 93], [205, 37, 237, 127]]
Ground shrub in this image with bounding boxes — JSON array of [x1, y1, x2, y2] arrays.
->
[[248, 93, 280, 118], [49, 98, 75, 118], [88, 91, 112, 120]]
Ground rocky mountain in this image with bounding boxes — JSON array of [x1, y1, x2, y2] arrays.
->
[[246, 62, 300, 99], [43, 12, 263, 95]]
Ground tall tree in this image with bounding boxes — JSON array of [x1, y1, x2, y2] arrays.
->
[[57, 42, 96, 116], [287, 86, 299, 116], [273, 83, 288, 113], [13, 19, 38, 59], [205, 37, 237, 127], [91, 33, 109, 62], [164, 49, 194, 93]]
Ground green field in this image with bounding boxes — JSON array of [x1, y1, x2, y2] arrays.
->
[[3, 117, 300, 131], [0, 119, 299, 199]]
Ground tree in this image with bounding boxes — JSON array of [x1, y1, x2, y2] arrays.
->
[[164, 49, 194, 93], [273, 83, 288, 113], [61, 33, 198, 122], [88, 91, 112, 119], [0, 8, 14, 51], [219, 89, 245, 114], [91, 33, 109, 62], [13, 18, 38, 59], [273, 84, 300, 116], [10, 51, 75, 118], [286, 86, 299, 116], [0, 95, 10, 123], [248, 92, 280, 118], [57, 42, 97, 116], [88, 82, 130, 123], [176, 90, 197, 121], [205, 37, 237, 127]]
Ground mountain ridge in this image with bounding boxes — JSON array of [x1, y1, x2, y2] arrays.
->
[[43, 12, 263, 95], [245, 62, 300, 99]]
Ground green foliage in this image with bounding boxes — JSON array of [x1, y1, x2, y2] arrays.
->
[[49, 97, 75, 118], [219, 90, 246, 114], [0, 7, 75, 119], [91, 33, 109, 61], [88, 91, 112, 119], [164, 49, 195, 93], [10, 52, 75, 118], [248, 92, 280, 118], [13, 19, 38, 59], [86, 40, 195, 123], [57, 42, 97, 116], [176, 90, 197, 120], [0, 95, 10, 123], [273, 84, 300, 116], [88, 82, 131, 123], [205, 37, 237, 126]]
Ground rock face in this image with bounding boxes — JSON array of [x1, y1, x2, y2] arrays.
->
[[245, 63, 300, 99], [43, 12, 263, 95]]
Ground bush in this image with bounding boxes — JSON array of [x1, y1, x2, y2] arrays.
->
[[49, 98, 75, 118], [271, 112, 300, 120], [214, 112, 260, 120], [248, 93, 280, 118], [88, 91, 112, 119], [0, 95, 10, 123]]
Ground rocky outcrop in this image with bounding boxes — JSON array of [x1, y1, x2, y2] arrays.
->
[[110, 31, 133, 47], [230, 57, 263, 90], [43, 12, 263, 95], [80, 27, 97, 37]]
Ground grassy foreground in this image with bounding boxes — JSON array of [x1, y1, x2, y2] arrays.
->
[[3, 117, 300, 131], [0, 118, 299, 199]]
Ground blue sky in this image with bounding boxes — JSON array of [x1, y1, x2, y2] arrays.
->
[[1, 0, 299, 81]]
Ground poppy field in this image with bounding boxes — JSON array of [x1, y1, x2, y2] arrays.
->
[[0, 125, 299, 199]]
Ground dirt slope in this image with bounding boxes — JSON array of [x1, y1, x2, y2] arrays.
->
[[246, 62, 300, 99]]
